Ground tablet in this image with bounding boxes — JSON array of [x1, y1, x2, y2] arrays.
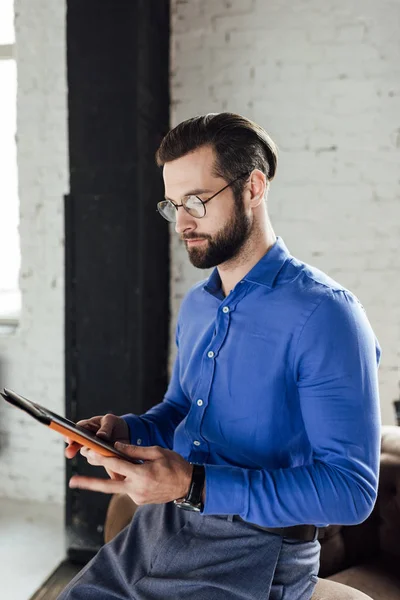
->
[[1, 387, 142, 464]]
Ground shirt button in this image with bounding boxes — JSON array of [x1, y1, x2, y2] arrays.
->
[[193, 440, 201, 446], [222, 306, 229, 313], [197, 399, 203, 406], [136, 438, 142, 445], [207, 350, 214, 358]]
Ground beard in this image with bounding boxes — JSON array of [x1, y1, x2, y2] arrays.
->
[[183, 200, 253, 269]]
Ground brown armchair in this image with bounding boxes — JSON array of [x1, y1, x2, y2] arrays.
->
[[104, 426, 400, 599]]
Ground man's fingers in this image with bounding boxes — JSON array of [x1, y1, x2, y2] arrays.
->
[[106, 469, 126, 481], [96, 414, 120, 439], [80, 448, 141, 476], [68, 476, 124, 494], [96, 425, 111, 439], [79, 449, 127, 481], [65, 441, 82, 459], [76, 421, 100, 432], [76, 416, 102, 426], [114, 442, 163, 461], [79, 444, 165, 475]]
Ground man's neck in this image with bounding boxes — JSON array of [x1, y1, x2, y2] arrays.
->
[[218, 228, 277, 297]]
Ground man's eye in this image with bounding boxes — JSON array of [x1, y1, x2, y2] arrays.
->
[[185, 196, 203, 207]]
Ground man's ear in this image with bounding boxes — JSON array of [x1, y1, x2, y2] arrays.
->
[[249, 169, 267, 208]]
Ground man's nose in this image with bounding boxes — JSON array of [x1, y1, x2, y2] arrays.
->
[[175, 206, 197, 235]]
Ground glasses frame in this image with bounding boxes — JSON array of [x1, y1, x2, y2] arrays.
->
[[157, 171, 250, 222]]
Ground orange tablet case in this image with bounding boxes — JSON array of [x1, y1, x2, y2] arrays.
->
[[1, 387, 141, 463]]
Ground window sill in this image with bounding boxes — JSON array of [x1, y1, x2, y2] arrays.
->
[[0, 315, 19, 335], [0, 290, 21, 334]]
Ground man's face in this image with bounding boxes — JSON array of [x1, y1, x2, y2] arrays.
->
[[163, 145, 253, 269]]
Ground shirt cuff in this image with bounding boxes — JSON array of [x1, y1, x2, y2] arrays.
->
[[121, 414, 151, 447], [202, 464, 246, 516]]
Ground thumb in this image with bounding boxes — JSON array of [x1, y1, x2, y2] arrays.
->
[[114, 442, 162, 461]]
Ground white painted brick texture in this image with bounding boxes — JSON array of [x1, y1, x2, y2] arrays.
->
[[170, 0, 400, 425], [0, 0, 398, 504], [0, 0, 68, 503]]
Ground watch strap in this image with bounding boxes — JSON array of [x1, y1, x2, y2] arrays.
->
[[186, 463, 205, 506], [174, 463, 205, 511]]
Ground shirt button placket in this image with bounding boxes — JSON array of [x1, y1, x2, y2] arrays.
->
[[196, 320, 220, 458]]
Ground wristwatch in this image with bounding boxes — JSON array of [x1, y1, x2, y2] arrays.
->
[[174, 463, 205, 512]]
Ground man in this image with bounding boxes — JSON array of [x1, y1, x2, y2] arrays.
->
[[60, 113, 381, 600]]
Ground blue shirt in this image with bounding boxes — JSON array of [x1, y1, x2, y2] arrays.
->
[[123, 237, 381, 528]]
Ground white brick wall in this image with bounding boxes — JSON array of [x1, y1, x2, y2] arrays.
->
[[0, 0, 398, 504], [170, 0, 400, 425], [0, 0, 68, 502]]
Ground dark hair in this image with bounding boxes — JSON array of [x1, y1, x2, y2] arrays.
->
[[155, 112, 278, 199]]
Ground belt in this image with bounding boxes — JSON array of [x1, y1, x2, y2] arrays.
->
[[234, 517, 324, 542]]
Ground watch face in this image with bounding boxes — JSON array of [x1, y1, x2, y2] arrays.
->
[[174, 499, 202, 512]]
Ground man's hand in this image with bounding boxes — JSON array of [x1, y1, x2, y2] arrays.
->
[[69, 443, 193, 506], [64, 414, 130, 458], [64, 414, 130, 481]]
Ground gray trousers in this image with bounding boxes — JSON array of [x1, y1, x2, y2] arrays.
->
[[58, 502, 320, 599]]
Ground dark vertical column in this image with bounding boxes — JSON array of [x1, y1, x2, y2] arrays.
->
[[65, 0, 170, 563]]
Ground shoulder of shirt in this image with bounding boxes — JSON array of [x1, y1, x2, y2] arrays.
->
[[278, 257, 375, 356], [279, 256, 362, 310], [283, 256, 346, 292]]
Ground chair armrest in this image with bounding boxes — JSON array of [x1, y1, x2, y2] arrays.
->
[[104, 493, 137, 544], [312, 578, 373, 600]]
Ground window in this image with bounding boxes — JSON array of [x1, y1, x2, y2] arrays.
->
[[0, 0, 20, 324]]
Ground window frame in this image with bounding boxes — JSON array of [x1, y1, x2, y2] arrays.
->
[[0, 37, 20, 329]]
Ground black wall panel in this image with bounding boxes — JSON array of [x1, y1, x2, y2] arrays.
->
[[65, 0, 170, 562]]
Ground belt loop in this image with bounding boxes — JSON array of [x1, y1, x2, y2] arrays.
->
[[313, 527, 319, 542], [227, 514, 234, 522]]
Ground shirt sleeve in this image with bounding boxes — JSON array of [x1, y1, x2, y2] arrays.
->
[[121, 325, 190, 449], [203, 290, 382, 527]]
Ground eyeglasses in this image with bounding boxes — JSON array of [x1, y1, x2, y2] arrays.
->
[[157, 172, 250, 223]]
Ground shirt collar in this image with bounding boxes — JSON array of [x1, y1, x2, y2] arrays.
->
[[244, 236, 291, 288], [204, 236, 291, 294]]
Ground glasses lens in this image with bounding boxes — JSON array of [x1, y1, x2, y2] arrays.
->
[[157, 200, 177, 222], [183, 196, 205, 218]]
